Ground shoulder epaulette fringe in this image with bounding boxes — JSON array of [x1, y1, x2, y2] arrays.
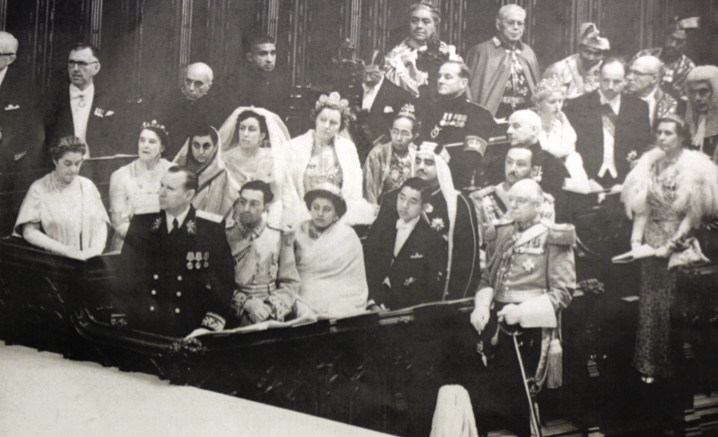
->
[[195, 209, 223, 223], [545, 221, 576, 246]]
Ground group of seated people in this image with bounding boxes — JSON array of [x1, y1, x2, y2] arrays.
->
[[5, 4, 718, 412]]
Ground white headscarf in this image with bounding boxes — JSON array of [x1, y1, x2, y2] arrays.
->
[[218, 106, 291, 158], [416, 141, 459, 296]]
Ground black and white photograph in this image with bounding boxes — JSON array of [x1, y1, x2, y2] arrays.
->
[[0, 1, 717, 436]]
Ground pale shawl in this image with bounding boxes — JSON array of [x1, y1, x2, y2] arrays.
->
[[538, 111, 591, 193], [283, 130, 375, 226], [218, 106, 291, 226], [622, 147, 718, 222], [14, 173, 109, 252], [294, 220, 368, 319], [173, 136, 240, 218]]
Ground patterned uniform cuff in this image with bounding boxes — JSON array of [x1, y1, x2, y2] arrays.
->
[[201, 312, 226, 331], [266, 295, 291, 321], [231, 291, 248, 318]]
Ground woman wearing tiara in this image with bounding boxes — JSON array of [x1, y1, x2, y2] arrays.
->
[[283, 92, 374, 226], [532, 76, 591, 193], [384, 1, 461, 98], [363, 104, 418, 206], [108, 121, 173, 251], [622, 114, 718, 383], [217, 107, 290, 227], [14, 136, 109, 260]]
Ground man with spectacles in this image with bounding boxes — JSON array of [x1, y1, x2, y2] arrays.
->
[[625, 55, 677, 127], [0, 31, 45, 183], [46, 42, 126, 159], [544, 22, 610, 99], [353, 49, 412, 164], [633, 17, 698, 102]]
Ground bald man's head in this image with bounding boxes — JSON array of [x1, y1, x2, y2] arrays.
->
[[626, 55, 662, 97], [507, 179, 543, 225], [0, 31, 18, 71], [507, 110, 541, 146], [182, 62, 214, 101]]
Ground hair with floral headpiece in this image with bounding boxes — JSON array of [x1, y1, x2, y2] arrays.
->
[[310, 92, 351, 131], [532, 75, 566, 104], [393, 103, 419, 133]]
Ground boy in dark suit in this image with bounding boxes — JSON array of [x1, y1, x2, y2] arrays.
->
[[365, 177, 447, 311]]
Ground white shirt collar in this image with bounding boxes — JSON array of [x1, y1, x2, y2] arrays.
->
[[165, 206, 191, 232], [396, 214, 421, 230], [0, 67, 8, 89], [70, 83, 94, 98]]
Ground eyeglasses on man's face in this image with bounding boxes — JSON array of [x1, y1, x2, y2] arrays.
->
[[68, 60, 98, 68]]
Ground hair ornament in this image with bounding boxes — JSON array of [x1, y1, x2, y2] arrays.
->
[[315, 92, 351, 118], [142, 119, 169, 137], [398, 103, 417, 120]]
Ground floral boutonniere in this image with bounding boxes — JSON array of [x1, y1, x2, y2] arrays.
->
[[430, 217, 445, 232]]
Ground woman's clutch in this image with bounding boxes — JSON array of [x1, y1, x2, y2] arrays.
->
[[611, 244, 656, 264]]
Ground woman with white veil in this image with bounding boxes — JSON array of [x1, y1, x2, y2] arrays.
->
[[218, 107, 290, 226]]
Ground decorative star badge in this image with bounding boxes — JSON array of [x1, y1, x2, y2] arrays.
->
[[430, 217, 445, 232], [151, 217, 162, 231], [186, 219, 196, 235], [522, 259, 536, 272]]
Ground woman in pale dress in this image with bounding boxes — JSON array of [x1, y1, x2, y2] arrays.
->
[[622, 115, 718, 383], [283, 92, 374, 226], [293, 183, 368, 318], [533, 76, 591, 193], [218, 107, 290, 226], [108, 121, 173, 251], [14, 136, 109, 260]]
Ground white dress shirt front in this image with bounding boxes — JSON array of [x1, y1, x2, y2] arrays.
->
[[362, 76, 384, 112], [393, 215, 421, 257], [69, 83, 95, 153], [598, 91, 621, 179]]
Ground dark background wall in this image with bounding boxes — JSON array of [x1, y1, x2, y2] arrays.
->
[[2, 0, 717, 102]]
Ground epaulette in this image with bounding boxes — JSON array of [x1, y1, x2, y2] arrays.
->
[[482, 223, 497, 241], [544, 220, 576, 246], [195, 209, 223, 224], [268, 223, 294, 246], [473, 185, 496, 199]]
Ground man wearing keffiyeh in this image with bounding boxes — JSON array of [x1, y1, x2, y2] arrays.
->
[[372, 140, 479, 300]]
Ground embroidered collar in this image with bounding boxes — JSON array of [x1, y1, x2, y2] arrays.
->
[[237, 218, 266, 239]]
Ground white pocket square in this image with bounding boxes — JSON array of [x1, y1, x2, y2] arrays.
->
[[383, 106, 394, 113], [4, 104, 19, 111], [410, 253, 424, 259]]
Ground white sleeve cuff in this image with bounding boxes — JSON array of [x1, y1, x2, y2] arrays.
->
[[518, 294, 557, 328]]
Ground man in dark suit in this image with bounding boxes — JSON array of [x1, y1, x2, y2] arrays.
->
[[156, 62, 227, 158], [365, 178, 447, 311], [565, 58, 652, 192], [353, 50, 413, 163], [0, 31, 45, 174], [223, 35, 291, 121], [45, 43, 126, 159], [118, 165, 236, 337]]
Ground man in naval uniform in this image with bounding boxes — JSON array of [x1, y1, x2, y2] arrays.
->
[[470, 179, 576, 437], [417, 60, 497, 191], [225, 180, 300, 326], [119, 165, 236, 337]]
